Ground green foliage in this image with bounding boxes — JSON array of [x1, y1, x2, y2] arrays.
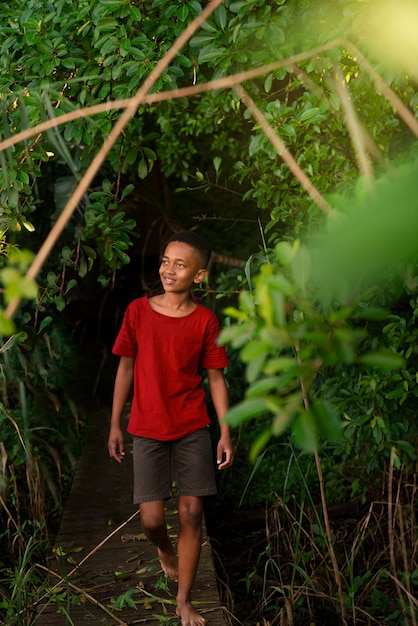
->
[[221, 242, 350, 455], [1, 0, 416, 318], [0, 250, 38, 334], [222, 446, 418, 625], [216, 151, 418, 621], [0, 0, 418, 621], [312, 162, 418, 304], [0, 525, 47, 625], [84, 179, 137, 269], [0, 318, 84, 544], [221, 229, 417, 466]]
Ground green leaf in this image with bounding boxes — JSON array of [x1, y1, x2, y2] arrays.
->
[[0, 331, 27, 354], [114, 249, 130, 264], [142, 147, 157, 160], [198, 45, 226, 64], [394, 440, 415, 458], [39, 316, 53, 332], [114, 570, 132, 581], [292, 410, 318, 453], [0, 312, 15, 337], [55, 295, 66, 311], [129, 5, 142, 21], [354, 307, 390, 321], [215, 4, 228, 30], [121, 184, 135, 200], [249, 428, 272, 464], [189, 0, 202, 14], [246, 352, 267, 383], [138, 158, 147, 179], [358, 350, 405, 371], [240, 339, 269, 363], [99, 0, 124, 9], [291, 245, 311, 293], [82, 246, 97, 259], [213, 156, 222, 173], [298, 107, 326, 124], [66, 279, 78, 293], [189, 34, 216, 47], [229, 1, 249, 13], [312, 164, 418, 304], [271, 406, 294, 437], [311, 399, 342, 443], [100, 36, 118, 56], [266, 23, 285, 46], [275, 241, 294, 267], [263, 273, 294, 297], [333, 328, 356, 364], [246, 376, 281, 398], [264, 73, 273, 93], [224, 398, 269, 427], [221, 307, 247, 322], [248, 133, 265, 157], [263, 356, 296, 374], [3, 273, 38, 301]]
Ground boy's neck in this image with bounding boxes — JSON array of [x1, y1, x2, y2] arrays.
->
[[150, 292, 196, 316]]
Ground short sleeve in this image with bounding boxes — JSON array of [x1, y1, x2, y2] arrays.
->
[[200, 312, 228, 369], [112, 300, 139, 358]]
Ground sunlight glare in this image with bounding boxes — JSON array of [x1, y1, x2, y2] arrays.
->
[[364, 0, 418, 76]]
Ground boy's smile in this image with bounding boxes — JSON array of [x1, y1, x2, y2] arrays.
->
[[159, 242, 207, 293]]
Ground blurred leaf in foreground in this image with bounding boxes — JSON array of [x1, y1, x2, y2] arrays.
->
[[312, 162, 418, 304]]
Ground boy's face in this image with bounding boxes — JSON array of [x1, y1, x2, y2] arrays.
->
[[159, 241, 207, 293]]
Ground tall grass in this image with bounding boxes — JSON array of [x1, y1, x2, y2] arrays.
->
[[0, 325, 85, 623], [245, 456, 418, 625]]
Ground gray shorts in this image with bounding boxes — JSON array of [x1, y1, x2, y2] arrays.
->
[[132, 426, 217, 504]]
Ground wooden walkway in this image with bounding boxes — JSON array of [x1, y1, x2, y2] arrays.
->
[[37, 410, 228, 625]]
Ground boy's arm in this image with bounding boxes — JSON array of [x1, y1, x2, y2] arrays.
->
[[207, 368, 234, 470], [108, 356, 134, 463]]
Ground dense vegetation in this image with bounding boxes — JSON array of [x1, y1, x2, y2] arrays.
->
[[0, 0, 417, 623]]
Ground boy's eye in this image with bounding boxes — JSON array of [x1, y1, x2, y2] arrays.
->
[[160, 259, 185, 268]]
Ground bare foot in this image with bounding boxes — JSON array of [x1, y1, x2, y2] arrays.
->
[[158, 547, 178, 581], [176, 601, 206, 626]]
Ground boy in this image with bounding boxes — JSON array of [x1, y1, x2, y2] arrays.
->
[[108, 231, 234, 626]]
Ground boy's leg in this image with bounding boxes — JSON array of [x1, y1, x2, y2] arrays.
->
[[176, 494, 206, 626], [140, 500, 178, 581]]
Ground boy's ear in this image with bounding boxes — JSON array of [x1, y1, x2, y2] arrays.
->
[[193, 269, 208, 284]]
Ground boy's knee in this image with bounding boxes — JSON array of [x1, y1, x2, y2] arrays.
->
[[140, 503, 165, 533], [141, 518, 169, 540], [178, 498, 203, 528]]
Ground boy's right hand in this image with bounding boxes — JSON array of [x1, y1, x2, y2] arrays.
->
[[108, 425, 125, 463]]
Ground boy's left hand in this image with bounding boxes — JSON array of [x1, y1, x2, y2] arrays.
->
[[216, 436, 234, 470]]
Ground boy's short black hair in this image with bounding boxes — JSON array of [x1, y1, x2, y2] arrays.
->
[[165, 231, 212, 268]]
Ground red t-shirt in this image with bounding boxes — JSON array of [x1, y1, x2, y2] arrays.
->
[[112, 296, 228, 440]]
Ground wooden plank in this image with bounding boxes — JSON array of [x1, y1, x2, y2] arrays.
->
[[38, 411, 227, 625]]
